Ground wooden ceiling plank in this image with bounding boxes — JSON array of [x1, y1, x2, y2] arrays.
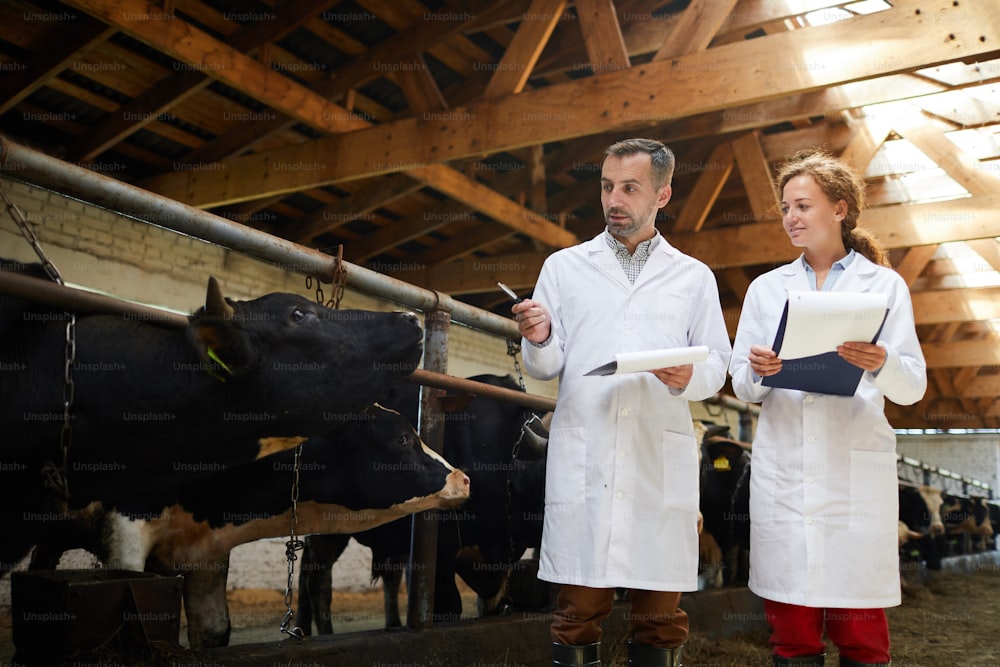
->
[[574, 0, 630, 72], [721, 266, 752, 301], [160, 0, 1000, 196], [674, 193, 1000, 269], [894, 109, 1000, 196], [406, 164, 577, 248], [911, 286, 1000, 325], [652, 0, 739, 61], [521, 145, 548, 216], [481, 0, 568, 100], [961, 373, 1000, 399], [0, 20, 115, 116], [402, 250, 548, 295], [912, 338, 1000, 369], [894, 244, 939, 286], [837, 110, 899, 175], [181, 0, 494, 164], [731, 132, 778, 221], [406, 227, 516, 269], [287, 174, 425, 243], [347, 204, 465, 263], [394, 55, 449, 115], [673, 142, 734, 233], [965, 238, 1000, 273]]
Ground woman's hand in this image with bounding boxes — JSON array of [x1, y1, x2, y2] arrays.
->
[[837, 341, 886, 372], [749, 344, 782, 377]]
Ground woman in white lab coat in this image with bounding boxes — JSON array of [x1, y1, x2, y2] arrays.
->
[[514, 138, 731, 667], [729, 150, 926, 667]]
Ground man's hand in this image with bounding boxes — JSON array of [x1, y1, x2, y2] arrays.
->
[[650, 364, 693, 390], [512, 299, 552, 344]]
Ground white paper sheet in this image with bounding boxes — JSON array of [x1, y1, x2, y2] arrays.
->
[[775, 291, 889, 360], [585, 345, 710, 376]]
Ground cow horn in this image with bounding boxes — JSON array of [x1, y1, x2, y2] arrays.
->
[[518, 420, 548, 459], [205, 276, 234, 320]]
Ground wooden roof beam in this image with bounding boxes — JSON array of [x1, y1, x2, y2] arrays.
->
[[675, 193, 1000, 269], [652, 0, 739, 61], [894, 107, 1000, 196], [66, 0, 338, 163], [575, 0, 630, 72], [731, 131, 778, 221], [0, 19, 116, 116], [672, 142, 734, 233], [481, 0, 568, 100]]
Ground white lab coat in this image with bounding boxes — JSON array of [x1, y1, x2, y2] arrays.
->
[[522, 233, 731, 591], [729, 253, 926, 608]]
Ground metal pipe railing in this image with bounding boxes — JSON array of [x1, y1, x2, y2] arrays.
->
[[0, 135, 519, 340]]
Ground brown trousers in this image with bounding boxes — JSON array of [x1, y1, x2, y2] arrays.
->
[[551, 584, 689, 649]]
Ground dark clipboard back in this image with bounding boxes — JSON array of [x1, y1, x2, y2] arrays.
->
[[761, 300, 889, 396]]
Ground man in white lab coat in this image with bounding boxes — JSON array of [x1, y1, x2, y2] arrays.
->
[[513, 138, 732, 667]]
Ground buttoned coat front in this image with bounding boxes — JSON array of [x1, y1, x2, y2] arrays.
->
[[522, 233, 731, 591], [729, 253, 926, 608]]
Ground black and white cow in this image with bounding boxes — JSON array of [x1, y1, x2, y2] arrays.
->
[[28, 403, 470, 648], [898, 484, 946, 570], [696, 421, 751, 589], [1, 259, 423, 573], [942, 494, 995, 554], [297, 374, 549, 633]]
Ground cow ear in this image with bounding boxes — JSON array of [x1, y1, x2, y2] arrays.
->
[[205, 276, 235, 320], [186, 319, 257, 379]]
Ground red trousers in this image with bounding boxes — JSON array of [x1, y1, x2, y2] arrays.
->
[[765, 599, 890, 663], [551, 584, 688, 649]]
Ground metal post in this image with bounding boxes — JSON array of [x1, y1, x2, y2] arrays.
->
[[406, 307, 450, 629]]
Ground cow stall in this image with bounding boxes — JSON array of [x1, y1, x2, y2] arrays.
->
[[0, 137, 763, 665]]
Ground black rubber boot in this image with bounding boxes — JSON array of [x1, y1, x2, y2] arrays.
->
[[627, 640, 683, 666], [773, 656, 826, 666], [840, 659, 889, 667], [552, 641, 600, 666]]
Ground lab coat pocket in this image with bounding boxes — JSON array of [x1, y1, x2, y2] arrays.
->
[[849, 449, 897, 534], [546, 427, 587, 505], [661, 430, 699, 512]]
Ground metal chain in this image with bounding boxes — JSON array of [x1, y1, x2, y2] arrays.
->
[[0, 183, 75, 501], [285, 249, 347, 638], [305, 245, 347, 310], [279, 443, 305, 640], [506, 338, 526, 391]]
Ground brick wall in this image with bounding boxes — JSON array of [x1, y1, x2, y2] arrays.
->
[[897, 433, 1000, 498]]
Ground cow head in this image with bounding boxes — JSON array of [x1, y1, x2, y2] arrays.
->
[[185, 277, 424, 416], [303, 404, 470, 519]]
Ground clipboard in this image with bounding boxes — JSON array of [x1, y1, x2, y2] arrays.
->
[[585, 346, 710, 376], [761, 293, 888, 396]]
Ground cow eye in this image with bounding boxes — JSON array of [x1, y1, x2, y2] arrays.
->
[[398, 433, 413, 448], [290, 307, 307, 323]]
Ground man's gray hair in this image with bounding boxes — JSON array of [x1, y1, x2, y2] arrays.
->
[[604, 138, 675, 188]]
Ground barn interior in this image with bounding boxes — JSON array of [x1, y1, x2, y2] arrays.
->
[[2, 0, 1000, 664]]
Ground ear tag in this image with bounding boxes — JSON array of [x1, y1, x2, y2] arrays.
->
[[207, 347, 235, 376], [713, 455, 731, 472]]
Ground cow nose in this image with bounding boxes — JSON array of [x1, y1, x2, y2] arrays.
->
[[459, 471, 470, 488]]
